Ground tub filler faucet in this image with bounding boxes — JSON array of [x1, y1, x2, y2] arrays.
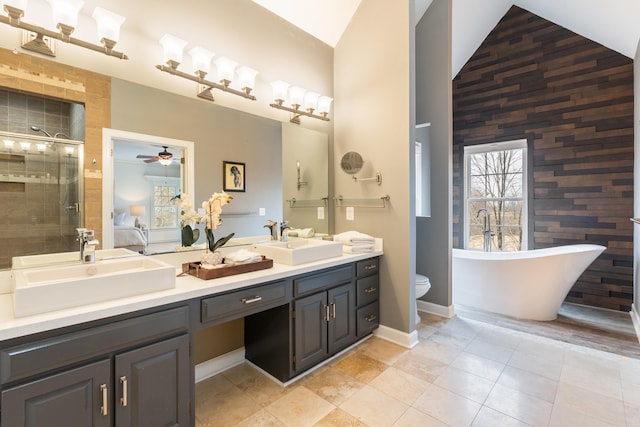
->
[[76, 228, 99, 263], [476, 209, 492, 252]]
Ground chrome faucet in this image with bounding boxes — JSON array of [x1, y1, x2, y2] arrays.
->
[[476, 209, 492, 252], [76, 228, 99, 263], [280, 221, 292, 241], [264, 220, 278, 241]]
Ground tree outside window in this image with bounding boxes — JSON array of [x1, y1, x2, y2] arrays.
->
[[153, 184, 178, 228], [464, 140, 527, 251]]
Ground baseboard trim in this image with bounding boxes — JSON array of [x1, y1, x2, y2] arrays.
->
[[418, 300, 455, 318], [195, 347, 245, 383], [374, 324, 419, 348], [630, 304, 640, 344]]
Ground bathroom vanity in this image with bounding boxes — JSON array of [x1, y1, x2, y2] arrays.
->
[[0, 251, 381, 426]]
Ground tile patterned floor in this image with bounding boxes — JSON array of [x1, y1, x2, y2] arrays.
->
[[196, 312, 640, 426]]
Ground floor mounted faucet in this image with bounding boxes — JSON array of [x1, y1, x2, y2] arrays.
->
[[476, 209, 492, 252]]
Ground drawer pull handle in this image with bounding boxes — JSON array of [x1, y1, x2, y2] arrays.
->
[[330, 302, 336, 319], [323, 304, 330, 321], [100, 384, 108, 416], [120, 376, 128, 407], [365, 314, 377, 322], [241, 296, 263, 304], [364, 287, 378, 293], [364, 265, 377, 270]]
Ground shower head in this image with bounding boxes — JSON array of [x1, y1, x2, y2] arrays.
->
[[53, 133, 70, 139], [30, 125, 52, 138]]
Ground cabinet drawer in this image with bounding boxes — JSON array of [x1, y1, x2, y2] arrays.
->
[[0, 306, 190, 386], [356, 258, 379, 277], [357, 302, 379, 336], [357, 275, 379, 307], [293, 265, 353, 297], [201, 280, 289, 325]]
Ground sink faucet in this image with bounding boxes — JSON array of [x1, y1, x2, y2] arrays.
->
[[280, 221, 292, 241], [76, 228, 99, 263], [264, 220, 277, 241], [475, 209, 492, 252]]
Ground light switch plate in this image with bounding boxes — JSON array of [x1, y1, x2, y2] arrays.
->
[[346, 207, 355, 221], [317, 207, 325, 220], [259, 208, 266, 216]]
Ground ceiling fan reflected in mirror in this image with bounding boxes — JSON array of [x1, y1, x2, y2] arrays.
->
[[136, 145, 174, 165]]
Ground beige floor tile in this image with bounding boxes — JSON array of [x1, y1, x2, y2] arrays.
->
[[369, 366, 429, 405], [475, 326, 522, 350], [197, 385, 262, 427], [437, 316, 482, 340], [484, 383, 552, 426], [301, 366, 365, 405], [450, 351, 506, 382], [236, 409, 286, 427], [623, 379, 640, 406], [266, 386, 335, 427], [236, 371, 297, 407], [549, 404, 618, 427], [433, 366, 495, 404], [357, 337, 408, 365], [333, 352, 389, 383], [392, 407, 449, 426], [195, 374, 235, 406], [560, 363, 623, 400], [313, 408, 368, 427], [223, 362, 264, 385], [412, 383, 482, 426], [497, 365, 559, 403], [471, 406, 531, 427], [625, 403, 640, 427], [427, 329, 475, 350], [555, 382, 626, 426], [411, 339, 462, 364], [416, 323, 439, 340], [393, 351, 449, 383], [340, 385, 408, 427], [508, 348, 563, 381], [465, 338, 514, 364]]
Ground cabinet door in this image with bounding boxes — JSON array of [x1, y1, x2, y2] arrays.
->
[[294, 292, 328, 373], [328, 282, 356, 353], [1, 359, 111, 427], [115, 334, 191, 427]]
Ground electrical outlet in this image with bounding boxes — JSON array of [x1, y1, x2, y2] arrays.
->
[[259, 208, 266, 216], [346, 206, 355, 221], [317, 207, 325, 220]]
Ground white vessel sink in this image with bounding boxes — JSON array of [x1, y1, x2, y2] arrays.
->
[[12, 248, 140, 269], [252, 239, 343, 265], [12, 257, 176, 317]]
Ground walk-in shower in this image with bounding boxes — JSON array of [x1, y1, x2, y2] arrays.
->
[[0, 131, 83, 268]]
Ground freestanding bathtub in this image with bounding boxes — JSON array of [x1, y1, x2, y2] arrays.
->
[[452, 244, 606, 321]]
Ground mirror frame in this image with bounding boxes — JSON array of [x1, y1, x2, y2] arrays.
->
[[101, 128, 195, 249]]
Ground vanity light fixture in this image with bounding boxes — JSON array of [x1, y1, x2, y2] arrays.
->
[[36, 143, 46, 152], [156, 34, 258, 103], [269, 80, 332, 123], [0, 0, 128, 59], [3, 139, 15, 150], [19, 141, 31, 152]]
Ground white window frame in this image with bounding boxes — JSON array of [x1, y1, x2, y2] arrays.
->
[[463, 139, 528, 251]]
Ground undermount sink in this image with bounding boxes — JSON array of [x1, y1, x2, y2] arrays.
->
[[12, 248, 141, 269], [252, 238, 343, 265], [12, 257, 176, 317]]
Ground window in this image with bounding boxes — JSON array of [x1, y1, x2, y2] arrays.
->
[[464, 140, 527, 251], [153, 183, 179, 228]]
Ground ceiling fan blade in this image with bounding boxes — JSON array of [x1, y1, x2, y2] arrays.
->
[[144, 158, 158, 163], [136, 154, 154, 159]]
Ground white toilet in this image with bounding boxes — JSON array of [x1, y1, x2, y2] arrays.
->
[[415, 274, 431, 323]]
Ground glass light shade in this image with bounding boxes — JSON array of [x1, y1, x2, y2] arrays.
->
[[3, 139, 15, 149], [158, 158, 173, 166], [317, 96, 333, 114], [65, 146, 74, 155], [237, 66, 258, 90], [20, 141, 30, 151], [2, 0, 27, 11], [214, 57, 237, 82], [130, 205, 145, 216], [36, 143, 46, 152], [303, 91, 320, 111], [92, 6, 125, 43], [289, 86, 305, 108], [47, 0, 84, 27], [188, 46, 214, 75], [270, 80, 289, 102], [159, 34, 188, 65]]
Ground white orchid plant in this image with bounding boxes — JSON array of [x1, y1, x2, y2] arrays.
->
[[201, 192, 235, 251], [175, 194, 201, 246]]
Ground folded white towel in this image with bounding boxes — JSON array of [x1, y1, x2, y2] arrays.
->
[[224, 249, 263, 265], [333, 231, 375, 246], [343, 245, 374, 254]]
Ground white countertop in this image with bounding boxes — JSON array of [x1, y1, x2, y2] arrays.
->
[[0, 248, 382, 342]]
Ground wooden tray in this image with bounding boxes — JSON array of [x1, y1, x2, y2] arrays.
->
[[182, 256, 273, 280]]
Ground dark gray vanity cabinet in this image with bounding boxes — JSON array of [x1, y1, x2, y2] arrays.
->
[[0, 306, 192, 427], [356, 258, 380, 336], [292, 265, 356, 375]]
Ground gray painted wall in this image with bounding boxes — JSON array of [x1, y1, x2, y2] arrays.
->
[[111, 79, 283, 238], [415, 0, 453, 308]]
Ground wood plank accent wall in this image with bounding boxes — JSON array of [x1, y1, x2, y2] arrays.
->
[[452, 6, 634, 311]]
